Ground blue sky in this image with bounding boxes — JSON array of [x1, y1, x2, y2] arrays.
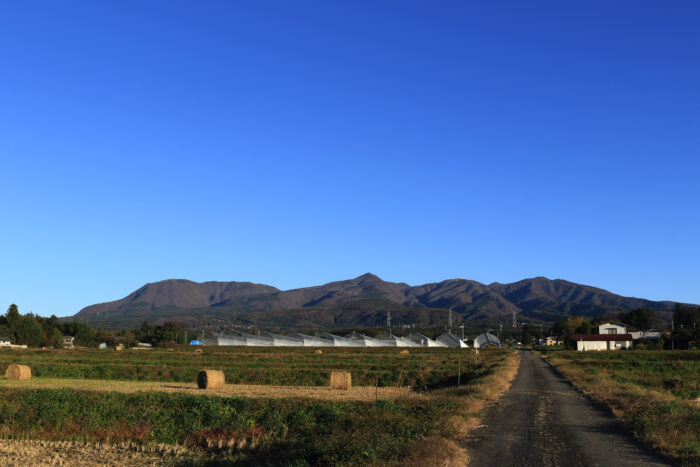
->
[[1, 1, 698, 317]]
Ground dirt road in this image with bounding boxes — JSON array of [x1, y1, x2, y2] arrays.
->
[[464, 350, 672, 466]]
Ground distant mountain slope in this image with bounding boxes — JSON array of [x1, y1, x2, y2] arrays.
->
[[73, 274, 681, 330], [77, 279, 279, 319]]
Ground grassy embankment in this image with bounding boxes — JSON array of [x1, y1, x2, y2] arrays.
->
[[541, 350, 699, 465], [0, 347, 519, 465]]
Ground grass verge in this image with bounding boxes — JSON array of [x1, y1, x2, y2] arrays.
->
[[540, 350, 699, 465]]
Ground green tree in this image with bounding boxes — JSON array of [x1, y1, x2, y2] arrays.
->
[[15, 314, 44, 346], [49, 328, 64, 348], [6, 304, 21, 329], [553, 316, 592, 349], [73, 322, 96, 347], [619, 308, 656, 331], [521, 324, 536, 346]]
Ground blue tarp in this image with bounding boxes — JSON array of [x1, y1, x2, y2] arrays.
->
[[189, 339, 203, 345]]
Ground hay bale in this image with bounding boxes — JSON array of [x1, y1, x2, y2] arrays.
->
[[314, 349, 323, 354], [399, 350, 410, 355], [5, 364, 31, 381], [198, 370, 225, 390], [194, 348, 203, 354], [330, 371, 351, 390]]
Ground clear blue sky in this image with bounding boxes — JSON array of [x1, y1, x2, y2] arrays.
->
[[1, 1, 698, 317]]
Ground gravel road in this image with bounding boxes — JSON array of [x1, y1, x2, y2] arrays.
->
[[464, 350, 673, 466]]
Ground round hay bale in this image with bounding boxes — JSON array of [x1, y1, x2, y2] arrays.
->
[[197, 370, 225, 390], [330, 371, 352, 390], [314, 349, 323, 354], [5, 364, 31, 381], [399, 350, 410, 355], [194, 348, 203, 354]]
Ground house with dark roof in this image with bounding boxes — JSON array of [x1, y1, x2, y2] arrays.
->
[[574, 322, 633, 350], [0, 336, 11, 347]]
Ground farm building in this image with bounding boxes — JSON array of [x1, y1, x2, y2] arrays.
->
[[472, 333, 500, 348], [575, 334, 633, 351], [194, 330, 467, 348], [407, 333, 448, 347], [63, 336, 75, 347], [375, 333, 421, 347], [630, 330, 661, 341], [544, 336, 562, 346], [0, 336, 11, 347], [574, 322, 634, 351], [437, 332, 468, 348]]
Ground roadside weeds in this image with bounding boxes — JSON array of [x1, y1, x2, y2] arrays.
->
[[402, 350, 521, 466], [540, 352, 699, 465]]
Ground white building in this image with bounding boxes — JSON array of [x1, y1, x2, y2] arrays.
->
[[0, 336, 11, 347], [598, 322, 628, 335], [575, 333, 632, 351]]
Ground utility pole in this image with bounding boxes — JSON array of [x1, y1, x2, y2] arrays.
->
[[460, 323, 465, 340], [512, 310, 517, 328], [448, 307, 453, 333], [387, 311, 391, 337]]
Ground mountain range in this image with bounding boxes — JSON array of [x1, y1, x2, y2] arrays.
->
[[72, 274, 681, 330]]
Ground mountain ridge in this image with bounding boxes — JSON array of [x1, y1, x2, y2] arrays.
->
[[73, 274, 684, 330]]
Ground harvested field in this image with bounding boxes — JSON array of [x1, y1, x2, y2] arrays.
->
[[0, 346, 483, 388], [0, 439, 184, 466], [0, 377, 420, 401], [0, 347, 519, 465]]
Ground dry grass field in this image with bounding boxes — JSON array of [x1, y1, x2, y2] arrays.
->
[[0, 439, 185, 467], [0, 377, 421, 401]]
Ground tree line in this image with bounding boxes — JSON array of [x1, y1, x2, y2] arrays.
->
[[1, 304, 190, 348], [523, 305, 699, 350]]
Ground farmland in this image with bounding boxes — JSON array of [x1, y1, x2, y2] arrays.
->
[[1, 346, 492, 388], [0, 346, 519, 465], [541, 350, 700, 464]]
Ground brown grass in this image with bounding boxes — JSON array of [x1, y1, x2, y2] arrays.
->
[[405, 350, 521, 467], [0, 439, 185, 466], [0, 377, 421, 401], [542, 352, 699, 464], [403, 435, 469, 466]]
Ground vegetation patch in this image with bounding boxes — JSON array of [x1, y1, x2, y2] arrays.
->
[[0, 348, 519, 465], [541, 350, 700, 465]]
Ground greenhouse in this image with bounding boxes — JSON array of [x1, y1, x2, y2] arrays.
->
[[472, 333, 501, 348], [195, 330, 469, 348]]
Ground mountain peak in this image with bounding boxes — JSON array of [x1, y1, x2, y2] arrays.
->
[[352, 272, 385, 284]]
